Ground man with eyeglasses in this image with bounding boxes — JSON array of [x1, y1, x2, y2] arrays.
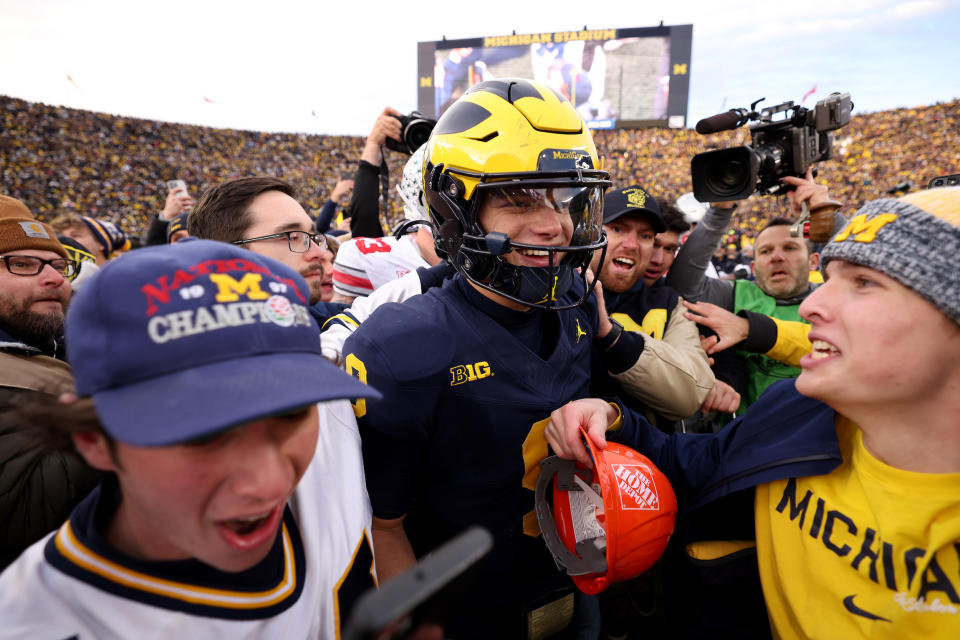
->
[[0, 196, 75, 374], [0, 194, 101, 569], [188, 177, 338, 313]]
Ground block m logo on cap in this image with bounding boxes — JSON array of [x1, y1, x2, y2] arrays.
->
[[210, 273, 270, 303], [833, 213, 898, 243]]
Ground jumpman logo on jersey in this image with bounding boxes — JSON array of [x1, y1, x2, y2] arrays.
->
[[535, 276, 560, 305], [575, 319, 588, 343]]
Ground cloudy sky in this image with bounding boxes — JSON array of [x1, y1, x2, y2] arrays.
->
[[1, 0, 957, 135]]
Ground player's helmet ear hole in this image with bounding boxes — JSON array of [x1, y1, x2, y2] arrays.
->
[[427, 163, 444, 192], [442, 176, 463, 199]]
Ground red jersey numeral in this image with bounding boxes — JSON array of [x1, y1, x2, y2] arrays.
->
[[356, 238, 391, 255]]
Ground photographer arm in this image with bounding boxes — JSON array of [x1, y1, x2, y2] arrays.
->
[[664, 203, 737, 306], [346, 108, 403, 238], [345, 161, 385, 238], [316, 178, 354, 234], [360, 108, 403, 167], [782, 169, 845, 242]]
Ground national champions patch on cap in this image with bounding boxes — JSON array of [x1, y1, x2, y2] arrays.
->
[[66, 239, 380, 446]]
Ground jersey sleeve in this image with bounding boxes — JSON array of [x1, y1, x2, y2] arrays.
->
[[736, 311, 812, 368], [320, 271, 425, 364], [765, 317, 812, 367], [341, 302, 454, 520], [332, 239, 374, 298]]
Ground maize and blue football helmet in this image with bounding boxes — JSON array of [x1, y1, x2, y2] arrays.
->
[[423, 78, 610, 310]]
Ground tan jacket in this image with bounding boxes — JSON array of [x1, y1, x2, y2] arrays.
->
[[610, 298, 715, 421], [0, 349, 74, 395]]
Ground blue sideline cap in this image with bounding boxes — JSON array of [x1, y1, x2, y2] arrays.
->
[[66, 239, 380, 446], [603, 185, 666, 233]]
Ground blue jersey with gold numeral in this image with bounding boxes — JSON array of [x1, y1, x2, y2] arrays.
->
[[342, 275, 601, 637], [591, 280, 680, 429]]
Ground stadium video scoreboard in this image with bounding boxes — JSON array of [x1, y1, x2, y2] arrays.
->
[[417, 24, 692, 130]]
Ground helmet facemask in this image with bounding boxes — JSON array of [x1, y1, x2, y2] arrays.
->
[[426, 163, 609, 310]]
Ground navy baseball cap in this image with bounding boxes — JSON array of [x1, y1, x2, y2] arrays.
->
[[603, 185, 666, 233], [66, 239, 380, 446]]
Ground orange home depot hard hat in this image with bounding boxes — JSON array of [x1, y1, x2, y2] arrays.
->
[[535, 430, 677, 595]]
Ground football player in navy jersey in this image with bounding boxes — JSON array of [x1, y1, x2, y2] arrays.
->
[[342, 79, 654, 639]]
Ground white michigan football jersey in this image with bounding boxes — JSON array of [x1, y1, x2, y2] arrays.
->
[[332, 235, 429, 298], [0, 400, 375, 640]]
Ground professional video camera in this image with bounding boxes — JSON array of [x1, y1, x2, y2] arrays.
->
[[690, 92, 853, 202], [385, 111, 437, 155]]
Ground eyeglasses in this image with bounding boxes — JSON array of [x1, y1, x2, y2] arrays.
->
[[1, 255, 78, 278], [233, 230, 328, 254]]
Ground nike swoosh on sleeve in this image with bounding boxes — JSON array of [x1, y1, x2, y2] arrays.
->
[[843, 595, 891, 622]]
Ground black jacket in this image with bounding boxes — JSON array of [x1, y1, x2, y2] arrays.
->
[[0, 326, 101, 570]]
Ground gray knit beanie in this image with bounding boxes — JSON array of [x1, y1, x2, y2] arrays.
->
[[821, 186, 960, 324]]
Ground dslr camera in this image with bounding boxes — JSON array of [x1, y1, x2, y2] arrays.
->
[[385, 111, 437, 155], [690, 92, 853, 202]]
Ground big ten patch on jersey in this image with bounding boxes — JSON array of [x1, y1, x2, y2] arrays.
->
[[139, 258, 311, 343], [448, 360, 492, 386]]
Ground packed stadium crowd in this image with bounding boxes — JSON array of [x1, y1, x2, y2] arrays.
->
[[1, 79, 959, 640], [593, 98, 960, 236], [0, 95, 370, 235], [2, 94, 957, 245]]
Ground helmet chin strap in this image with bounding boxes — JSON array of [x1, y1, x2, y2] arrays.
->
[[463, 243, 577, 309], [453, 231, 606, 310], [515, 264, 575, 307], [392, 218, 432, 239], [483, 232, 511, 256]]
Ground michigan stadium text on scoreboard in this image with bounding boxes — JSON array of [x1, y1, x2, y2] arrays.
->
[[417, 25, 692, 130]]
